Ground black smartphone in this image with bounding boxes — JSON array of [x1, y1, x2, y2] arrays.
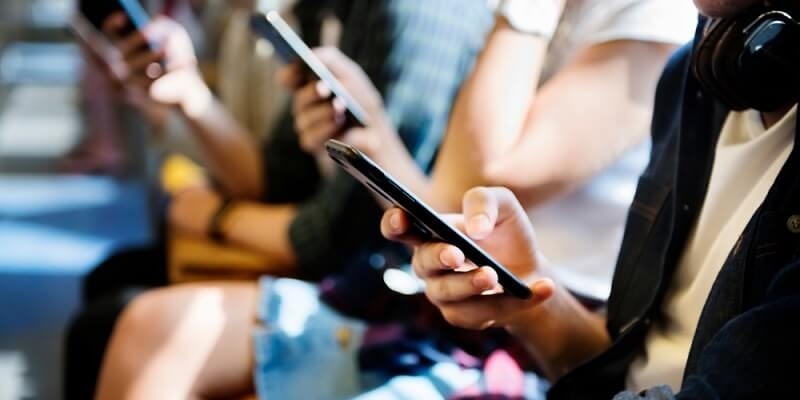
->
[[249, 11, 368, 127], [79, 0, 152, 40], [325, 139, 533, 300], [70, 12, 120, 65]]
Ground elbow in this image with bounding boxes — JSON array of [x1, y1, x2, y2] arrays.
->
[[481, 154, 583, 209]]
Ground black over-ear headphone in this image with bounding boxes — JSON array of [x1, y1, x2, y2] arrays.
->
[[692, 1, 800, 111]]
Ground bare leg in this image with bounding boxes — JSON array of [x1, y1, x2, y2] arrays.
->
[[95, 282, 258, 400]]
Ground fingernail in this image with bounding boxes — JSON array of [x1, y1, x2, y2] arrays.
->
[[473, 267, 497, 290], [389, 211, 402, 231], [468, 214, 491, 237], [316, 81, 331, 98], [439, 248, 456, 268]]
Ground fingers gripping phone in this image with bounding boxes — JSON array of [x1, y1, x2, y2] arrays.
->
[[70, 12, 121, 66], [249, 11, 369, 127], [325, 140, 533, 300], [80, 0, 152, 37]]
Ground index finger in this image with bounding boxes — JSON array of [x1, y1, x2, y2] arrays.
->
[[277, 62, 306, 90], [462, 187, 522, 240], [101, 11, 128, 41]]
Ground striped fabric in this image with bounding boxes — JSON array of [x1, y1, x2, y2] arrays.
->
[[263, 0, 493, 277]]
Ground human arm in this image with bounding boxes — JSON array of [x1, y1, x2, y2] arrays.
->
[[381, 187, 610, 380], [168, 185, 298, 275], [103, 13, 264, 199], [63, 47, 127, 173], [430, 38, 677, 209], [283, 16, 547, 211], [286, 22, 677, 212]]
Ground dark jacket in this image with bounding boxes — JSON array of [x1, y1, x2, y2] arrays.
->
[[548, 39, 800, 398]]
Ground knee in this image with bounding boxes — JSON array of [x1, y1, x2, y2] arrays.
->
[[112, 287, 186, 349]]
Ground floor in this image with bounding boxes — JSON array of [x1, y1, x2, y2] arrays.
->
[[0, 176, 153, 400]]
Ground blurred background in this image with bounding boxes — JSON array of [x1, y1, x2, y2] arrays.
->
[[0, 1, 153, 398]]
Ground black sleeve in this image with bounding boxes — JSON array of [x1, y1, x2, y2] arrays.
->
[[261, 110, 321, 204], [673, 261, 800, 399], [617, 261, 800, 399]]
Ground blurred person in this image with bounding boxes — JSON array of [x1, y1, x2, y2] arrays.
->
[[94, 1, 699, 400], [285, 0, 699, 299], [63, 0, 229, 175], [86, 0, 493, 399], [381, 0, 800, 398], [63, 1, 299, 398]]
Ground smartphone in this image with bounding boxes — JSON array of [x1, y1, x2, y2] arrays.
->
[[79, 0, 152, 39], [325, 139, 533, 300], [69, 12, 121, 66], [249, 11, 368, 127]]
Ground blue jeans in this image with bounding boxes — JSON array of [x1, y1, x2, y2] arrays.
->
[[252, 277, 547, 400]]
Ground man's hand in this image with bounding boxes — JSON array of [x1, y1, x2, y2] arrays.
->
[[279, 47, 395, 155], [102, 12, 210, 115], [381, 187, 556, 330], [169, 186, 223, 238]]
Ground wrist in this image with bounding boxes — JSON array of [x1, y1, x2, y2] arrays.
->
[[178, 75, 214, 118], [207, 196, 235, 243], [355, 114, 398, 160]]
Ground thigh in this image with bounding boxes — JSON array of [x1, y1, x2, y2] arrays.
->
[[99, 282, 258, 400]]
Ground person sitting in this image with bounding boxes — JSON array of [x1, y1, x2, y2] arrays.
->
[[92, 0, 493, 398], [382, 0, 800, 398], [94, 1, 697, 399]]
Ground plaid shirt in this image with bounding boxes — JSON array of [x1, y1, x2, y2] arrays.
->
[[263, 0, 493, 278]]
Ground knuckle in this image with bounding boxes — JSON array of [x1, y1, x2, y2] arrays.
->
[[434, 279, 452, 301], [494, 186, 514, 198], [442, 310, 477, 329]]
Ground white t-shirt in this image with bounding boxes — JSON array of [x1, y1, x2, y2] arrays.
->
[[627, 107, 797, 392], [542, 0, 698, 82], [530, 0, 697, 299]]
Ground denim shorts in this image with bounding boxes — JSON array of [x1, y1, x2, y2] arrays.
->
[[252, 277, 547, 400]]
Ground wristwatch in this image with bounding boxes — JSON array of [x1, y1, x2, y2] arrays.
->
[[208, 196, 235, 243], [488, 0, 563, 39]]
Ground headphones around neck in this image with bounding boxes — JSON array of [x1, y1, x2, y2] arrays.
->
[[692, 1, 800, 112]]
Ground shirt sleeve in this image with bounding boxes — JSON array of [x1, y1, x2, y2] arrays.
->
[[261, 110, 322, 204], [573, 0, 698, 47], [288, 0, 493, 277]]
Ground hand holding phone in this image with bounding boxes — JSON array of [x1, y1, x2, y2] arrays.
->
[[326, 139, 534, 299], [249, 11, 369, 127], [80, 0, 152, 39]]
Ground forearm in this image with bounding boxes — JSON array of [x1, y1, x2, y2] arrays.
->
[[428, 18, 549, 211], [179, 87, 265, 199], [81, 52, 124, 142], [508, 283, 610, 381], [363, 119, 437, 210], [434, 40, 676, 209], [218, 202, 298, 274], [487, 41, 676, 207]]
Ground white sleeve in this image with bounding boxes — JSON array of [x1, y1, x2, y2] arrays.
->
[[573, 0, 699, 47]]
